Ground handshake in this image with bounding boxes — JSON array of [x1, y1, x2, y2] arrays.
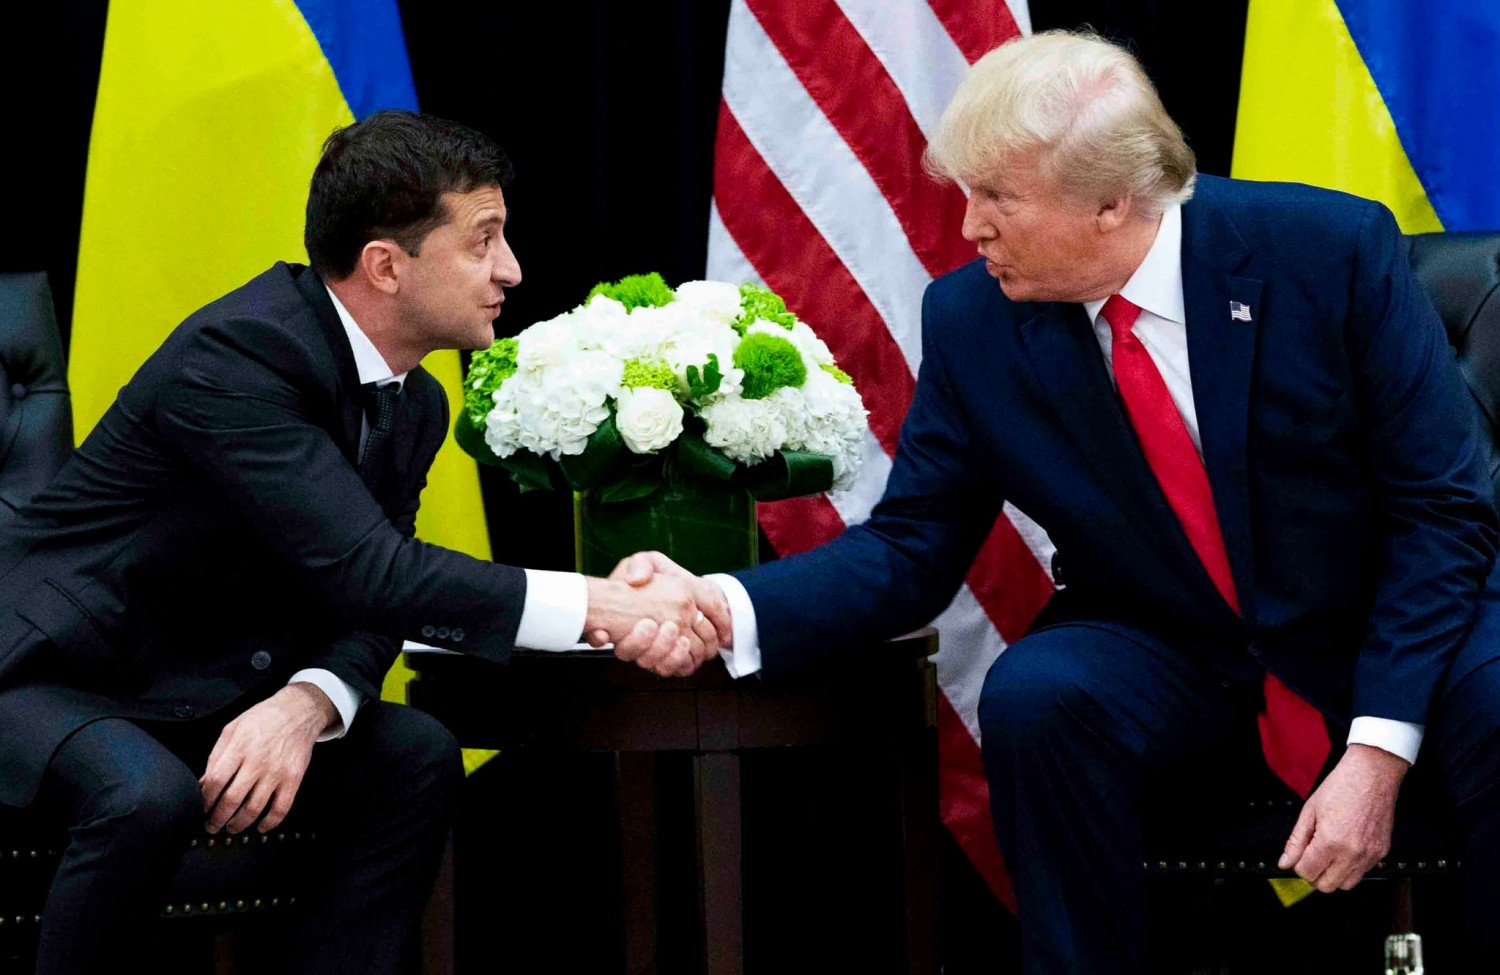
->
[[581, 552, 735, 677]]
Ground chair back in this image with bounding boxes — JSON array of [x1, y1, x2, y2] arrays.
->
[[0, 272, 72, 526], [1407, 232, 1500, 496]]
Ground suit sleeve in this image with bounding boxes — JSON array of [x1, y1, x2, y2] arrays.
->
[[296, 379, 445, 701], [1347, 203, 1498, 724], [156, 319, 526, 665], [733, 284, 1005, 678]]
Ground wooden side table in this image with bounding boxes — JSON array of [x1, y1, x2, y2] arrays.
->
[[404, 630, 939, 975]]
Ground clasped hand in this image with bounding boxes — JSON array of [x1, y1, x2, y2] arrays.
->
[[583, 552, 732, 677]]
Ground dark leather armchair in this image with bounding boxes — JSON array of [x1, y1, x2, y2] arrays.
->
[[1142, 231, 1500, 965], [0, 273, 71, 527], [0, 273, 318, 965]]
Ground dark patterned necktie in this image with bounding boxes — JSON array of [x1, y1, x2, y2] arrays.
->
[[359, 381, 401, 488]]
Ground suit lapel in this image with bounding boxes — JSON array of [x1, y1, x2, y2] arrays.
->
[[292, 265, 364, 464], [1181, 200, 1261, 619], [1017, 301, 1211, 581]]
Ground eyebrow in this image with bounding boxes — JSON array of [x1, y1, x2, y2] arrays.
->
[[473, 211, 506, 230]]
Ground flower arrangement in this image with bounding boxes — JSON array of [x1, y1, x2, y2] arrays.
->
[[455, 273, 868, 506]]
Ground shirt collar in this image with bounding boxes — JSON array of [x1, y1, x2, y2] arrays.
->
[[1082, 203, 1185, 326], [325, 285, 406, 391]]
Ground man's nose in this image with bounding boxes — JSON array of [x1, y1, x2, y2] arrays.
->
[[960, 195, 987, 243], [494, 240, 522, 287]]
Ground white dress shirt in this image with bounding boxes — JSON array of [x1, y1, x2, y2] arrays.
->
[[712, 206, 1424, 766], [298, 288, 588, 741]]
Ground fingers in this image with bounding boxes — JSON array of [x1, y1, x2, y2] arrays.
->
[[223, 779, 276, 835], [690, 609, 720, 660], [206, 767, 253, 834], [694, 581, 734, 648], [612, 618, 659, 662], [258, 783, 300, 833], [1278, 802, 1316, 871]]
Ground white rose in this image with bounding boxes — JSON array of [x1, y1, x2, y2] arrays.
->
[[615, 386, 685, 454], [674, 280, 744, 325]]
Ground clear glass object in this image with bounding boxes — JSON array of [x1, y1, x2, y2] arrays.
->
[[1385, 933, 1423, 975], [574, 462, 759, 577]]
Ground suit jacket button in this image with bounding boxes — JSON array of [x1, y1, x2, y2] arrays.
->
[[435, 627, 451, 639], [173, 705, 195, 719], [250, 651, 272, 671], [451, 628, 465, 642], [421, 625, 436, 639]]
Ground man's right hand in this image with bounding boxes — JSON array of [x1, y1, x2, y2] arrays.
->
[[592, 551, 733, 663], [583, 572, 721, 677]]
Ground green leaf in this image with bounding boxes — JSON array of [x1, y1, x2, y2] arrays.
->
[[738, 449, 835, 501], [596, 470, 664, 504], [676, 426, 738, 482], [558, 414, 630, 492], [686, 353, 724, 401], [500, 449, 561, 493]]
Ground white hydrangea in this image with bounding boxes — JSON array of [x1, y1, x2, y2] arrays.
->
[[477, 278, 867, 491], [485, 331, 620, 460], [795, 368, 869, 491], [700, 396, 789, 465], [615, 386, 684, 454]]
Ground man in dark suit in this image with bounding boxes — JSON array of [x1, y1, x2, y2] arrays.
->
[[613, 31, 1500, 972], [0, 111, 724, 974]]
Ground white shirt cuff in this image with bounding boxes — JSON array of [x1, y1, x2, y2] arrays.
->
[[707, 573, 761, 678], [289, 669, 362, 742], [515, 569, 590, 651], [1347, 716, 1424, 765]]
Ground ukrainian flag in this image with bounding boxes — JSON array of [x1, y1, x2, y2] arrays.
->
[[72, 2, 494, 762], [1235, 0, 1499, 907], [1234, 0, 1500, 233]]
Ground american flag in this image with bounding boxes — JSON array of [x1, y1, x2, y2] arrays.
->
[[707, 0, 1044, 910]]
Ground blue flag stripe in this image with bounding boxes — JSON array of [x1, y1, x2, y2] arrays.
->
[[1334, 0, 1500, 231], [291, 0, 420, 118]]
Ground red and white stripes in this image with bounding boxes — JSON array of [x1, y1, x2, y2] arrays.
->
[[708, 0, 1045, 909]]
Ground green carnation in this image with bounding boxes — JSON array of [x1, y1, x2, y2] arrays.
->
[[734, 333, 807, 399], [734, 282, 797, 334], [621, 356, 679, 392], [586, 272, 675, 310], [464, 336, 519, 425], [822, 363, 853, 385]]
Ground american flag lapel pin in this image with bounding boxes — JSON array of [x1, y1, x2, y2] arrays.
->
[[1229, 300, 1253, 322]]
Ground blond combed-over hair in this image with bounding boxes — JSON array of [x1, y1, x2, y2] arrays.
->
[[925, 30, 1196, 216]]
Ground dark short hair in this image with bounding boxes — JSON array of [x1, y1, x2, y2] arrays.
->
[[304, 110, 514, 279]]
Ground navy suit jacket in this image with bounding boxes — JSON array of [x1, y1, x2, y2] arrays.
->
[[0, 263, 525, 806], [736, 175, 1498, 727]]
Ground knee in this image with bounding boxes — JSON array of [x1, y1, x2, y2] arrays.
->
[[978, 630, 1094, 751], [381, 706, 464, 802], [87, 762, 202, 846]]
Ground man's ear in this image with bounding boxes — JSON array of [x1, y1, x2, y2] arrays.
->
[[357, 240, 402, 296], [1095, 194, 1134, 233]]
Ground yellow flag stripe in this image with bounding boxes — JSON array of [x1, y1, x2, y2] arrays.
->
[[72, 0, 353, 436]]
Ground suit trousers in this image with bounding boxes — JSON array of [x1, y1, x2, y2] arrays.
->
[[977, 564, 1500, 975], [31, 699, 463, 975]]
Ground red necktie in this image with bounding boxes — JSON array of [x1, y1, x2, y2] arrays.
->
[[1103, 294, 1330, 798]]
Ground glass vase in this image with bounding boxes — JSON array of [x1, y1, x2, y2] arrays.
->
[[574, 463, 759, 578]]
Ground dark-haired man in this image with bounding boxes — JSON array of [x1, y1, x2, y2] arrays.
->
[[0, 110, 726, 974]]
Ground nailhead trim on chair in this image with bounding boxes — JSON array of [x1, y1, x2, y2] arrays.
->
[[0, 830, 319, 928], [1141, 859, 1464, 875]]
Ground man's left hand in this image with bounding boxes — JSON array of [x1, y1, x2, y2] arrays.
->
[[199, 682, 338, 835], [1277, 743, 1409, 892]]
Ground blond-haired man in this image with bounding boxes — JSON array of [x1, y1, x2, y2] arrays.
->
[[617, 30, 1500, 972]]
